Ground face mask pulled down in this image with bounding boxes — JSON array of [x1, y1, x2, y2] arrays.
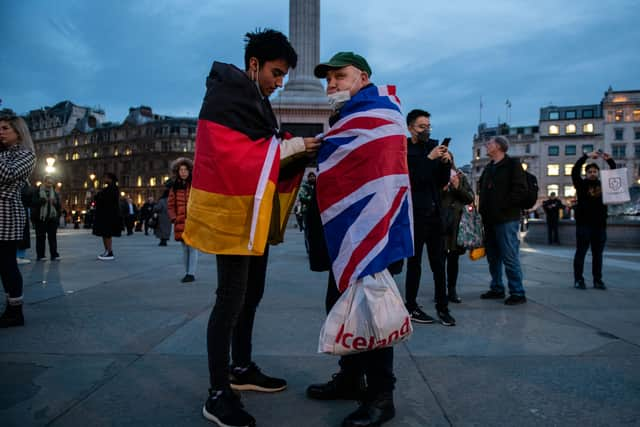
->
[[327, 78, 360, 110]]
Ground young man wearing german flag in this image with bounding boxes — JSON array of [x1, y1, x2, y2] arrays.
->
[[184, 29, 320, 427]]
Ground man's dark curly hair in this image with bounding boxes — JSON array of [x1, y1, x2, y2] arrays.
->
[[244, 28, 297, 70], [406, 109, 431, 126]]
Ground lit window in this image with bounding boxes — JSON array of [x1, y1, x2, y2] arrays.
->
[[583, 123, 594, 133], [564, 164, 573, 176], [549, 125, 559, 135], [547, 184, 559, 196], [564, 186, 576, 197], [548, 146, 559, 156], [163, 175, 170, 184], [93, 152, 98, 158], [522, 163, 528, 171], [74, 138, 78, 146], [149, 177, 157, 186], [547, 164, 560, 176], [615, 110, 623, 121], [565, 124, 576, 134], [125, 148, 132, 155], [72, 152, 80, 160], [475, 148, 480, 160], [114, 148, 119, 156], [83, 181, 88, 189], [65, 153, 69, 160], [137, 176, 142, 187], [94, 180, 99, 189], [634, 109, 640, 121]]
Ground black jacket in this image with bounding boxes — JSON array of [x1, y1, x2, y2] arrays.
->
[[478, 155, 527, 225], [407, 138, 451, 219], [571, 154, 616, 227]]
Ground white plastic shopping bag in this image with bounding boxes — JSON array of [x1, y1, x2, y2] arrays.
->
[[318, 269, 413, 355], [601, 168, 630, 205]]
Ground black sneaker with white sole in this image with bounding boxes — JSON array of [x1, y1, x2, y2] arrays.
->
[[437, 310, 456, 326], [229, 362, 287, 392], [407, 306, 435, 324], [97, 251, 114, 260], [202, 388, 255, 427]]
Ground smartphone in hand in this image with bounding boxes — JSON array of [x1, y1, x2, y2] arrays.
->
[[441, 137, 451, 147]]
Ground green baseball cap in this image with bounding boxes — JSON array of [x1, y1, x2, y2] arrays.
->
[[314, 51, 372, 78]]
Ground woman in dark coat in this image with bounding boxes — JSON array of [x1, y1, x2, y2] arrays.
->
[[153, 189, 172, 246], [168, 158, 198, 282], [0, 116, 36, 327], [92, 173, 122, 260], [440, 161, 474, 303]]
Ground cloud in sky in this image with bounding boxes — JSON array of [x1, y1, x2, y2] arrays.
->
[[2, 0, 638, 165]]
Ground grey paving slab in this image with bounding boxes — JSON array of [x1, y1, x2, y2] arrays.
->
[[1, 228, 639, 427]]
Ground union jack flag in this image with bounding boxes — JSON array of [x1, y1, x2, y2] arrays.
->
[[317, 85, 414, 292]]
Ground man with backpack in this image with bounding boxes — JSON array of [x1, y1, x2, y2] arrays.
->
[[478, 135, 529, 305]]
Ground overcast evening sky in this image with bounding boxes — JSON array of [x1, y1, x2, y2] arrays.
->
[[2, 0, 639, 166]]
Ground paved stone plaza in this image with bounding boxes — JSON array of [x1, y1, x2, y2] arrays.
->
[[1, 227, 639, 427]]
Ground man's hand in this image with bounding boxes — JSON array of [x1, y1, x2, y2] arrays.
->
[[601, 152, 612, 161], [427, 145, 448, 160], [587, 151, 599, 159], [303, 137, 321, 153]]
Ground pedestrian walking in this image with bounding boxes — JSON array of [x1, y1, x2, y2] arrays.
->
[[153, 189, 171, 247], [0, 116, 36, 328], [542, 192, 564, 244], [168, 158, 198, 282], [92, 173, 122, 260], [140, 197, 155, 235], [31, 176, 61, 261]]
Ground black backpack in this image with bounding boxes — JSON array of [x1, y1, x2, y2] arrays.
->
[[521, 170, 539, 209]]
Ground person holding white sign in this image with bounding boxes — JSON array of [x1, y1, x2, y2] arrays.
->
[[571, 151, 616, 290]]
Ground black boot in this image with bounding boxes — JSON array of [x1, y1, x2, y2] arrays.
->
[[342, 391, 395, 427], [306, 371, 365, 400], [0, 303, 24, 328]]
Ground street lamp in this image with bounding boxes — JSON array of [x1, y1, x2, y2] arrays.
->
[[89, 173, 96, 181], [45, 156, 56, 174]]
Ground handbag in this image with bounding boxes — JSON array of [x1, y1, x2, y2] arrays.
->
[[600, 168, 630, 205], [318, 269, 413, 355], [457, 203, 484, 249]]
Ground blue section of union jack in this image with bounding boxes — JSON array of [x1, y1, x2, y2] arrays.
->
[[317, 85, 414, 292]]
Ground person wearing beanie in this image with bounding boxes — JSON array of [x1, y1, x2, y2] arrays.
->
[[478, 135, 528, 305]]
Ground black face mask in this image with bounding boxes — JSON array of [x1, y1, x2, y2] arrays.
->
[[417, 130, 430, 142]]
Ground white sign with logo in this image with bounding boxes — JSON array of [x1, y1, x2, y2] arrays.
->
[[601, 168, 630, 205]]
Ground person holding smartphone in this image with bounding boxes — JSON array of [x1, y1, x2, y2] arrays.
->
[[571, 150, 616, 290], [403, 109, 455, 326]]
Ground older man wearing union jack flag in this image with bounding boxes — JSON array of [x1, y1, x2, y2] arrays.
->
[[305, 51, 413, 427]]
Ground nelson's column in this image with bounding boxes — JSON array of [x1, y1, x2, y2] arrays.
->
[[272, 0, 332, 136]]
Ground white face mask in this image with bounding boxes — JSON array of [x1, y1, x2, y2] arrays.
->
[[327, 77, 360, 110]]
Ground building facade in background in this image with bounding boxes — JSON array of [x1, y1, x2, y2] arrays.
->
[[470, 87, 639, 209], [25, 101, 196, 210]]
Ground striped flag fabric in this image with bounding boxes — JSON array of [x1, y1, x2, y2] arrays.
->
[[182, 61, 300, 255], [317, 85, 414, 292]]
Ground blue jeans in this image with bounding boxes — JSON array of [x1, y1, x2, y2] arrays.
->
[[181, 242, 198, 275], [484, 221, 525, 296]]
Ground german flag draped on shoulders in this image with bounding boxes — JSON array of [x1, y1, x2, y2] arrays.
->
[[182, 61, 307, 255]]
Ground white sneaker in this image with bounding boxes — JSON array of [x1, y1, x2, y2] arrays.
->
[[16, 258, 31, 265]]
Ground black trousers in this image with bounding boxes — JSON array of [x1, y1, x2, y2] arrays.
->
[[405, 217, 448, 312], [35, 219, 58, 259], [0, 240, 22, 300], [444, 250, 460, 295], [207, 246, 269, 390], [574, 225, 606, 282], [547, 219, 559, 244], [326, 272, 395, 394]]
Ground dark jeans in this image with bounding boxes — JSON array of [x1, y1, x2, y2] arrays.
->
[[35, 220, 58, 259], [444, 250, 460, 295], [207, 246, 269, 390], [405, 217, 447, 312], [574, 225, 606, 282], [125, 215, 135, 234], [547, 219, 559, 244], [0, 240, 23, 300], [326, 272, 395, 394]]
